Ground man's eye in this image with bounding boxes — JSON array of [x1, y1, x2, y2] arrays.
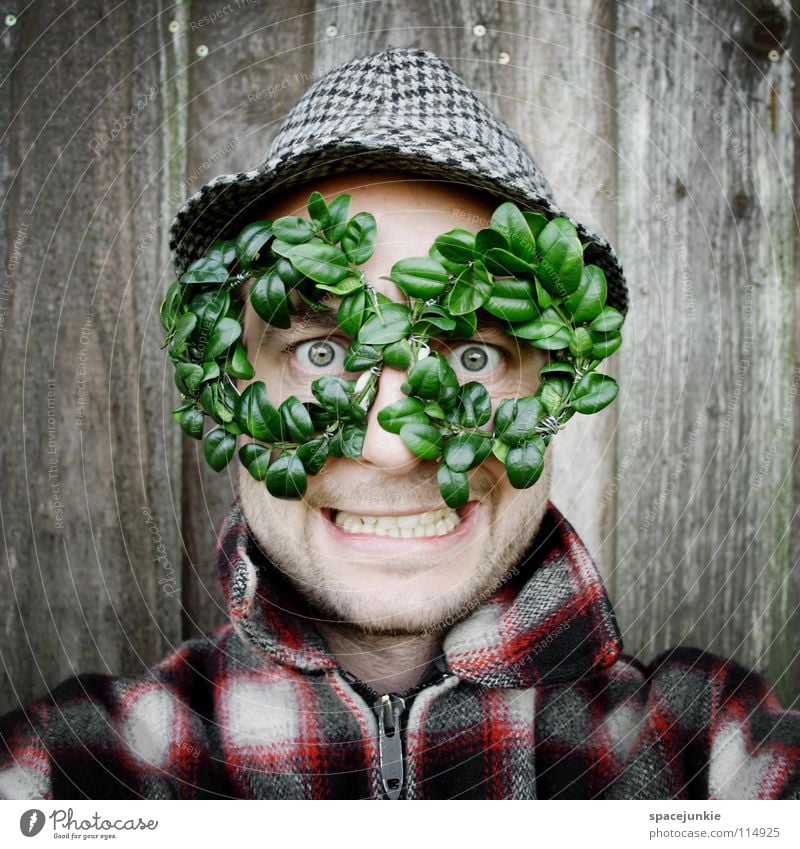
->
[[446, 343, 503, 376], [293, 338, 348, 371]]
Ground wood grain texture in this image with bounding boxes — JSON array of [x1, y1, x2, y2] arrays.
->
[[179, 0, 317, 637], [0, 1, 186, 713], [613, 0, 798, 702], [498, 0, 619, 580]]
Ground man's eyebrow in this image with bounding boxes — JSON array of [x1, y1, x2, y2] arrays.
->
[[260, 304, 342, 345]]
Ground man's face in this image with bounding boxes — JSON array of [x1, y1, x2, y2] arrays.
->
[[237, 170, 552, 635]]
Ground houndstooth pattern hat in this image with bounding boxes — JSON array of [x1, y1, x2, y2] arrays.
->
[[169, 47, 628, 315]]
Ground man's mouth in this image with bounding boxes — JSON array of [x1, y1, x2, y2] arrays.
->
[[329, 506, 462, 538]]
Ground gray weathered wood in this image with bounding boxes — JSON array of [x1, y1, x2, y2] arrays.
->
[[178, 0, 317, 637], [0, 1, 187, 714], [498, 0, 619, 580], [614, 0, 798, 703]]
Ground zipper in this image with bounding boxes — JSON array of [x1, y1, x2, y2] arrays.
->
[[340, 657, 451, 800], [376, 693, 406, 800]]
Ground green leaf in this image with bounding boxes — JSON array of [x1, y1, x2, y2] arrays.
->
[[507, 307, 565, 341], [539, 376, 572, 415], [275, 257, 305, 287], [382, 338, 413, 370], [490, 202, 536, 263], [196, 289, 231, 350], [454, 381, 492, 428], [474, 227, 507, 257], [536, 217, 584, 297], [344, 342, 382, 371], [337, 289, 370, 339], [175, 362, 204, 393], [401, 353, 459, 407], [483, 277, 539, 322], [443, 432, 492, 472], [179, 407, 205, 439], [445, 263, 493, 315], [239, 442, 271, 481], [377, 397, 429, 434], [342, 212, 377, 265], [563, 264, 607, 322], [307, 191, 331, 231], [268, 238, 296, 259], [505, 439, 545, 489], [589, 330, 622, 359], [449, 311, 478, 339], [226, 342, 254, 380], [235, 221, 274, 267], [311, 376, 351, 415], [569, 326, 593, 358], [483, 247, 536, 277], [201, 361, 220, 383], [250, 269, 292, 329], [205, 239, 236, 267], [266, 452, 307, 499], [272, 215, 316, 244], [315, 275, 363, 296], [571, 373, 619, 414], [171, 312, 197, 349], [399, 422, 442, 460], [538, 361, 575, 377], [387, 256, 450, 299], [235, 381, 282, 442], [180, 256, 230, 285], [428, 244, 469, 275], [204, 426, 237, 472], [357, 303, 411, 345], [590, 306, 624, 333], [437, 465, 470, 509], [434, 229, 475, 264], [295, 436, 329, 475], [522, 211, 548, 240], [328, 422, 366, 459], [204, 317, 242, 360], [491, 438, 510, 463], [287, 242, 349, 285], [493, 396, 543, 445], [160, 281, 182, 333], [535, 278, 553, 308], [324, 194, 351, 243], [279, 396, 315, 442], [529, 327, 571, 350]]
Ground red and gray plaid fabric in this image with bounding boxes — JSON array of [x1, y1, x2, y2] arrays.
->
[[1, 500, 798, 799]]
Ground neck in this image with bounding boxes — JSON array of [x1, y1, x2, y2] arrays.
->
[[316, 622, 442, 695]]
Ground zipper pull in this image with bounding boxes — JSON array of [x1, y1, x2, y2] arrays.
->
[[376, 693, 405, 800]]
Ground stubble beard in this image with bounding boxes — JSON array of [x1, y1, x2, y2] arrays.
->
[[237, 460, 551, 637]]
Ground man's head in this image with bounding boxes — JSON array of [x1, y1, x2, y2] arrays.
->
[[166, 47, 628, 637], [237, 170, 553, 636]]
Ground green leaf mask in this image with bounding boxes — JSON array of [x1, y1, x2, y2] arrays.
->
[[161, 191, 624, 508]]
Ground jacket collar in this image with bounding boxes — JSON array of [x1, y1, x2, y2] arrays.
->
[[215, 498, 622, 688]]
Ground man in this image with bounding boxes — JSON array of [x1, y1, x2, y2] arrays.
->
[[1, 47, 798, 801]]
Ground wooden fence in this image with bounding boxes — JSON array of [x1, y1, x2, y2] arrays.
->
[[1, 0, 797, 715]]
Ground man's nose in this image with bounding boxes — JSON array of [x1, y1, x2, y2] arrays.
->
[[359, 365, 424, 474]]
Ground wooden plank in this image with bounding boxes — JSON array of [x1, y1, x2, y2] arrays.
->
[[498, 0, 619, 580], [310, 1, 618, 575], [614, 0, 798, 702], [0, 2, 186, 714], [179, 0, 317, 636]]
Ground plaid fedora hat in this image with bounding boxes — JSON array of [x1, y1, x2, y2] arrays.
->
[[169, 46, 628, 315]]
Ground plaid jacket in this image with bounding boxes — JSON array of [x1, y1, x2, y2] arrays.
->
[[1, 500, 799, 800]]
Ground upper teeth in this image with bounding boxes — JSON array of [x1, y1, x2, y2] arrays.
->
[[333, 507, 460, 538]]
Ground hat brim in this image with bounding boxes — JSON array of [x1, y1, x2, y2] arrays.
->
[[169, 128, 628, 316]]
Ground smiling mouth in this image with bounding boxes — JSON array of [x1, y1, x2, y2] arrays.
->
[[327, 506, 463, 538]]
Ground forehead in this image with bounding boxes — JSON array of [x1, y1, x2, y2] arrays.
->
[[257, 169, 498, 227]]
